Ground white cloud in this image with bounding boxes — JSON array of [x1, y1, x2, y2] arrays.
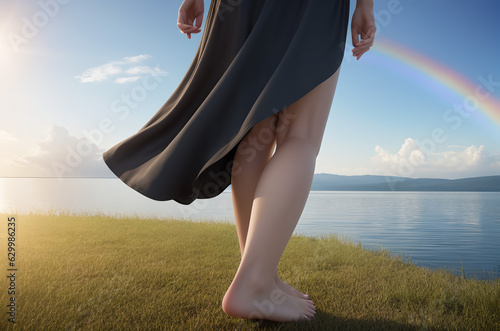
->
[[125, 66, 167, 75], [126, 66, 150, 74], [371, 138, 500, 179], [75, 62, 122, 83], [114, 76, 141, 84], [9, 125, 112, 178], [123, 54, 151, 63], [372, 138, 428, 177], [75, 54, 167, 83], [0, 130, 18, 141], [434, 145, 499, 171]]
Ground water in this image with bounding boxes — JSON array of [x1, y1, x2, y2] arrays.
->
[[1, 178, 499, 279]]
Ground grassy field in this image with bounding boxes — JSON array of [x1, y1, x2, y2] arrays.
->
[[0, 211, 499, 330]]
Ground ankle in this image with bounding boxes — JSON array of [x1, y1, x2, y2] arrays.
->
[[240, 271, 274, 295]]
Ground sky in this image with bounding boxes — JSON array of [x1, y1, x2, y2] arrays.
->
[[0, 0, 499, 180]]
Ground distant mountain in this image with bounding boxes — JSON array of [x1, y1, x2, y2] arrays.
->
[[311, 174, 500, 192]]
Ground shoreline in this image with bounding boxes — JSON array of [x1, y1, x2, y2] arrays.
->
[[0, 211, 498, 329]]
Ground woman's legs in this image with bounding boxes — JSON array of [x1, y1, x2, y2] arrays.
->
[[230, 110, 310, 300], [231, 113, 277, 259], [223, 68, 341, 322]]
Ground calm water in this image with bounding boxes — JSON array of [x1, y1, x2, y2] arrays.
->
[[1, 178, 499, 279]]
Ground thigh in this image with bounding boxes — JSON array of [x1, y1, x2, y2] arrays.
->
[[235, 111, 279, 164], [275, 68, 341, 156]]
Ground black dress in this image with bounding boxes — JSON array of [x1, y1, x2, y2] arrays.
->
[[102, 0, 350, 205]]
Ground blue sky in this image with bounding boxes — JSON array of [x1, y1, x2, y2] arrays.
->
[[0, 0, 499, 180]]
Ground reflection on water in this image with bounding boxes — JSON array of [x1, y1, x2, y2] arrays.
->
[[1, 178, 499, 279], [298, 191, 500, 280]]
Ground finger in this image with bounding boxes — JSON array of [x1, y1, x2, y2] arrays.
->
[[177, 7, 187, 25], [183, 29, 201, 35], [354, 39, 374, 51], [184, 17, 193, 29], [355, 42, 373, 51], [358, 37, 375, 50], [178, 8, 192, 35], [177, 23, 200, 33], [352, 41, 372, 51], [195, 12, 204, 29], [355, 24, 376, 44], [177, 23, 199, 30], [356, 36, 372, 46], [352, 49, 363, 60], [351, 27, 360, 47], [356, 36, 374, 48], [352, 46, 368, 58], [352, 48, 361, 60], [361, 25, 376, 46], [352, 33, 360, 48], [353, 47, 369, 60], [353, 45, 371, 57], [178, 27, 196, 34], [352, 50, 363, 60]]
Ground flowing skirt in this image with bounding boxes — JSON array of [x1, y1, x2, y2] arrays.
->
[[102, 0, 350, 204]]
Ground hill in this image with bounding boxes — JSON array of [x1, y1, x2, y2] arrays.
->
[[311, 174, 500, 192]]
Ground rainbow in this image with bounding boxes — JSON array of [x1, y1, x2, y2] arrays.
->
[[370, 37, 500, 127]]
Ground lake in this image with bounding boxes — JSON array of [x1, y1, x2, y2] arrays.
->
[[1, 178, 499, 279]]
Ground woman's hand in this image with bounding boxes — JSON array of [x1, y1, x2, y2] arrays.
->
[[351, 0, 376, 60], [178, 0, 204, 39]]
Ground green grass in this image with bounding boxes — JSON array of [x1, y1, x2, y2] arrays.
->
[[0, 211, 499, 330]]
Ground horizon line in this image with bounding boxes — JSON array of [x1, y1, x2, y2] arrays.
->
[[0, 174, 499, 180]]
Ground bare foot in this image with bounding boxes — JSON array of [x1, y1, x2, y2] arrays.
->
[[274, 274, 310, 300], [222, 278, 316, 322]]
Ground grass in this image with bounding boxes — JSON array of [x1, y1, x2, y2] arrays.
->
[[0, 210, 499, 330]]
